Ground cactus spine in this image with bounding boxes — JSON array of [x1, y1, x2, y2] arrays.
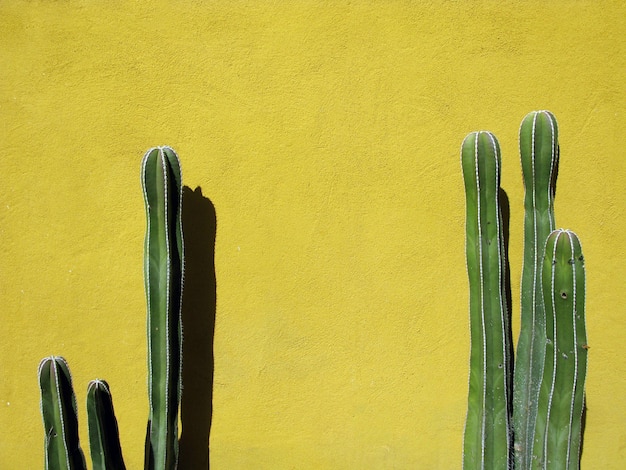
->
[[87, 380, 126, 470], [514, 110, 560, 469], [531, 229, 587, 469], [38, 356, 87, 470], [141, 146, 184, 470], [461, 131, 512, 469]]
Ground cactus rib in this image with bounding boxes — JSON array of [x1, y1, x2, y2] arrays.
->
[[141, 146, 184, 470], [461, 131, 512, 469]]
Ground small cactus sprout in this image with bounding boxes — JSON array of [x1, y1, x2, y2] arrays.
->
[[461, 131, 513, 469], [513, 110, 560, 469], [141, 146, 184, 470], [86, 380, 126, 470], [531, 229, 587, 469], [38, 356, 87, 470]]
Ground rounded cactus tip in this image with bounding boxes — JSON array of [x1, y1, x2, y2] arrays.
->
[[549, 227, 580, 239], [38, 355, 69, 372], [142, 145, 175, 155], [558, 227, 582, 242], [88, 379, 111, 393], [462, 130, 496, 143], [524, 109, 554, 117], [521, 109, 558, 127], [545, 229, 584, 266], [460, 130, 498, 157]]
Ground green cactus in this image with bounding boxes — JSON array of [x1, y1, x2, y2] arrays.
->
[[461, 131, 513, 469], [87, 380, 126, 470], [514, 110, 560, 469], [531, 229, 587, 469], [39, 146, 184, 470], [38, 356, 87, 470], [462, 113, 588, 469], [141, 146, 184, 470]]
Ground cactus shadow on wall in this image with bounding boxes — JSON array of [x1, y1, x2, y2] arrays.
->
[[178, 186, 217, 470], [499, 187, 513, 365], [497, 187, 514, 414], [580, 402, 588, 462]]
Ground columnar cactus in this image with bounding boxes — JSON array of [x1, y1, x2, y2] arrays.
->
[[39, 146, 184, 470], [87, 380, 126, 470], [462, 113, 587, 469], [514, 110, 560, 469], [141, 146, 184, 470], [38, 356, 87, 470], [461, 131, 513, 469], [531, 229, 587, 469]]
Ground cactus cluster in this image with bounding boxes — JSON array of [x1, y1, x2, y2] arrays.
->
[[462, 112, 588, 469], [38, 146, 184, 470], [35, 118, 587, 469]]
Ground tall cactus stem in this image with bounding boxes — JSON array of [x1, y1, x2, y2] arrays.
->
[[461, 131, 513, 469], [513, 110, 559, 468], [141, 146, 184, 470], [531, 229, 587, 469], [87, 379, 126, 470], [38, 356, 87, 470]]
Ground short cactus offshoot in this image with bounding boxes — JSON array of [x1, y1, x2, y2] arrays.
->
[[38, 146, 184, 470], [87, 379, 126, 470], [38, 356, 87, 470], [461, 113, 588, 470], [532, 229, 587, 469]]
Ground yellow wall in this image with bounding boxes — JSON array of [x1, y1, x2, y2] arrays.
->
[[2, 1, 625, 468]]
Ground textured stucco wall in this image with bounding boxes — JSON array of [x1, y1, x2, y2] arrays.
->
[[1, 1, 625, 468]]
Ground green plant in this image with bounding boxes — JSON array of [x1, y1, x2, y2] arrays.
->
[[141, 146, 184, 469], [38, 356, 87, 470], [531, 229, 587, 469], [461, 113, 588, 469], [514, 110, 560, 469], [461, 131, 512, 469], [38, 146, 184, 470], [86, 380, 125, 470]]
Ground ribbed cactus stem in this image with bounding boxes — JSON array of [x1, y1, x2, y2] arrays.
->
[[87, 380, 126, 470], [38, 356, 87, 470], [531, 229, 587, 469], [461, 131, 512, 469], [141, 146, 184, 470], [514, 110, 559, 468]]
